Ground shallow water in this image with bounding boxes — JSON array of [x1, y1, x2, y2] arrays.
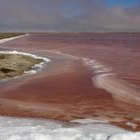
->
[[0, 34, 140, 139]]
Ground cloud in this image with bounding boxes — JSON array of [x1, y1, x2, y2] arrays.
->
[[0, 0, 140, 32]]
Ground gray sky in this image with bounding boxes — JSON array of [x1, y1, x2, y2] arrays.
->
[[0, 0, 140, 32]]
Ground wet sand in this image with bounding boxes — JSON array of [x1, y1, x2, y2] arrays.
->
[[0, 33, 140, 131]]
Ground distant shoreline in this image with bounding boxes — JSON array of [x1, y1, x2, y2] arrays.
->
[[0, 33, 26, 40], [1, 32, 140, 35], [0, 34, 28, 44], [28, 32, 140, 35]]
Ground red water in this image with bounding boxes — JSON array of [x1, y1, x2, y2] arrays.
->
[[0, 33, 140, 131]]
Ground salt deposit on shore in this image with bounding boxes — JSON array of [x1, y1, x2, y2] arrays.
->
[[0, 116, 140, 140], [0, 34, 28, 44]]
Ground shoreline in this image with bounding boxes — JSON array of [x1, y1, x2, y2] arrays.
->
[[0, 34, 28, 43], [0, 50, 50, 80], [0, 33, 140, 132]]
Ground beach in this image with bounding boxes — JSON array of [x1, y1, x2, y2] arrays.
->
[[0, 33, 140, 139]]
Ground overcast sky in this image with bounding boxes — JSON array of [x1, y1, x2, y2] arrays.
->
[[0, 0, 140, 32]]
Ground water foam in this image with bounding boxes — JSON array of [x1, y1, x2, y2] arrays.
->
[[0, 116, 140, 140], [83, 58, 140, 106]]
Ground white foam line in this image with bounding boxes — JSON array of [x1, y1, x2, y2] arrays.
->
[[0, 50, 50, 62], [0, 46, 80, 62], [94, 74, 140, 106], [83, 58, 140, 106], [83, 58, 112, 74], [0, 34, 28, 43]]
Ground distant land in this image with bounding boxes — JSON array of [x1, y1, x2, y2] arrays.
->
[[0, 33, 25, 39]]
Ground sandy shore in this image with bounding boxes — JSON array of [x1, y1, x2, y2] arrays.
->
[[0, 33, 140, 131]]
